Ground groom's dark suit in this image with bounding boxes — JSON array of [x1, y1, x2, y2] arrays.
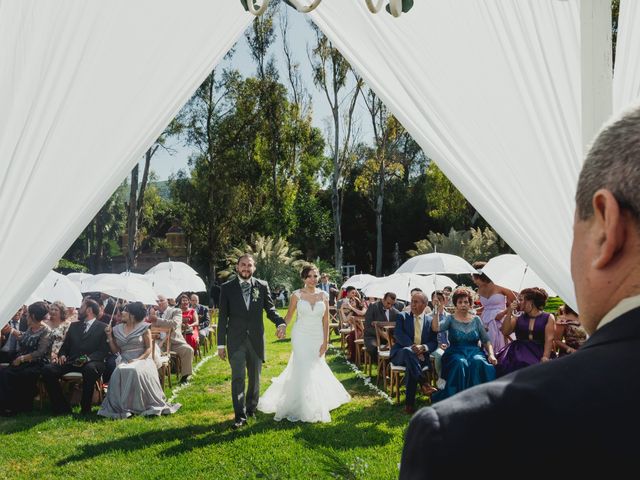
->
[[400, 307, 640, 478], [218, 277, 284, 422]]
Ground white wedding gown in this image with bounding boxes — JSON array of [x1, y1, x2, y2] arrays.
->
[[258, 290, 351, 423]]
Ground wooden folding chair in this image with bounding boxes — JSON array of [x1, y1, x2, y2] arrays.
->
[[385, 324, 407, 403], [151, 326, 172, 389], [374, 321, 395, 391]]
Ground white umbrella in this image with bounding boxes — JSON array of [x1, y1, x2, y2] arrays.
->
[[145, 270, 206, 293], [340, 274, 377, 290], [395, 252, 477, 275], [362, 273, 456, 302], [145, 261, 198, 276], [149, 277, 183, 299], [87, 273, 158, 304], [481, 254, 557, 296], [66, 272, 94, 290], [120, 271, 153, 284], [30, 271, 83, 307]]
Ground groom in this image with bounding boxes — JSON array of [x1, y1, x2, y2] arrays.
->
[[217, 254, 286, 429]]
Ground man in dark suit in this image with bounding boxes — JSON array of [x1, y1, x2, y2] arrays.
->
[[42, 299, 108, 415], [400, 106, 640, 477], [363, 292, 399, 361], [217, 254, 285, 429], [391, 291, 438, 414], [318, 273, 340, 306]]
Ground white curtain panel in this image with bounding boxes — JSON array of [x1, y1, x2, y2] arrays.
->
[[0, 0, 251, 321], [310, 0, 581, 306], [613, 0, 640, 113]]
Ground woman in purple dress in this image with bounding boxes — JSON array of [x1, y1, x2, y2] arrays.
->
[[495, 287, 555, 377]]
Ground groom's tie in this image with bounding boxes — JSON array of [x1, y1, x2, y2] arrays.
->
[[241, 281, 251, 308]]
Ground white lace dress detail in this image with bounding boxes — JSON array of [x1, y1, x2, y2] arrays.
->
[[257, 289, 351, 423]]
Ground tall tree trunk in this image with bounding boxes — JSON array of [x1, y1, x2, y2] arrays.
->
[[375, 192, 383, 276], [332, 103, 342, 272], [127, 164, 139, 270]]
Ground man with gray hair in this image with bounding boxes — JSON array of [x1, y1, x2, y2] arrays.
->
[[149, 295, 194, 384], [399, 106, 640, 477]]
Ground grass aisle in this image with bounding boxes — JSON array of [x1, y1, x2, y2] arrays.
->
[[0, 314, 412, 479]]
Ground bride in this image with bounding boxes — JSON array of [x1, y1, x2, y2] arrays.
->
[[258, 264, 351, 423]]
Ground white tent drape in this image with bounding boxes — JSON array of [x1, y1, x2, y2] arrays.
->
[[311, 0, 582, 306], [613, 0, 640, 113], [0, 0, 251, 321]]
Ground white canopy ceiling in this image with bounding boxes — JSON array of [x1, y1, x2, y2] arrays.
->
[[1, 0, 638, 321]]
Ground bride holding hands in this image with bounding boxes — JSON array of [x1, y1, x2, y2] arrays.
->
[[258, 264, 351, 423]]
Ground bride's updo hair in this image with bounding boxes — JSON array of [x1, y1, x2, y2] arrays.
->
[[300, 264, 319, 280]]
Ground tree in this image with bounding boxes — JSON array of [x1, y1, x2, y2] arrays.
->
[[355, 89, 405, 275], [219, 234, 305, 290], [424, 162, 473, 231], [63, 183, 127, 273], [310, 25, 363, 272], [125, 120, 181, 270]]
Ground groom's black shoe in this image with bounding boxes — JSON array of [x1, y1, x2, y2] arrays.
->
[[232, 419, 247, 430]]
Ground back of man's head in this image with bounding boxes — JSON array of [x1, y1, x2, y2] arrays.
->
[[576, 106, 640, 224]]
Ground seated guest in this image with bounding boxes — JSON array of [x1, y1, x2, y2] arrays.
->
[[191, 293, 210, 346], [391, 292, 438, 414], [45, 301, 71, 363], [42, 299, 109, 415], [554, 304, 587, 357], [0, 302, 52, 415], [431, 287, 497, 403], [495, 288, 555, 377], [363, 292, 399, 361], [102, 304, 124, 385], [98, 302, 180, 418], [178, 293, 199, 352], [0, 306, 27, 363], [341, 287, 367, 362], [427, 290, 449, 388], [149, 295, 194, 384], [403, 288, 431, 315]]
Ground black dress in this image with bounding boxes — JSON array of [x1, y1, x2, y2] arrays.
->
[[0, 324, 51, 414]]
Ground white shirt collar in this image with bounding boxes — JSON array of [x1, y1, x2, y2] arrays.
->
[[597, 294, 640, 331]]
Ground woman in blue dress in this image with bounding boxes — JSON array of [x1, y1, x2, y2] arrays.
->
[[431, 288, 497, 402]]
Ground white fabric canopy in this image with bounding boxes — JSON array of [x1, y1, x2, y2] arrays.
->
[[613, 0, 640, 113], [311, 0, 582, 306], [0, 0, 251, 322]]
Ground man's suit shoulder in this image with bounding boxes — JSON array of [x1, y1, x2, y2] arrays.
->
[[221, 278, 238, 289]]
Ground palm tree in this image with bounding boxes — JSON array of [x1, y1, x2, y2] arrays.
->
[[219, 234, 305, 290]]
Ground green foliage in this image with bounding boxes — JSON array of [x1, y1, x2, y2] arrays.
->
[[425, 162, 471, 231], [545, 296, 564, 313], [55, 258, 87, 273], [219, 234, 305, 290], [407, 226, 508, 263]]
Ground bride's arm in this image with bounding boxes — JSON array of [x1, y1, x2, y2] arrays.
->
[[283, 293, 299, 327], [320, 297, 329, 356]]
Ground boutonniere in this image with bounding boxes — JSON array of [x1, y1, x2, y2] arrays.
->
[[251, 287, 260, 302]]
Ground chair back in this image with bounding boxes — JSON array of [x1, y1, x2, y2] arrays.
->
[[151, 326, 172, 361], [374, 321, 395, 351]]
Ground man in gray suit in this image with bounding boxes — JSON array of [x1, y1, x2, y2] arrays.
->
[[149, 295, 194, 384], [363, 292, 399, 361], [217, 254, 285, 429]]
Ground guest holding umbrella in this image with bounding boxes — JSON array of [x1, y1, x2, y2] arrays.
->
[[431, 288, 497, 402], [0, 302, 52, 415]]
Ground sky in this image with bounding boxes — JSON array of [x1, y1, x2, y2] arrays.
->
[[150, 6, 372, 181]]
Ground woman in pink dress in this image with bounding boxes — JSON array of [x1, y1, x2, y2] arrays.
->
[[472, 261, 516, 353], [178, 293, 199, 351]]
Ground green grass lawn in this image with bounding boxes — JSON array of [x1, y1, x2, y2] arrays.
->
[[0, 311, 414, 479]]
